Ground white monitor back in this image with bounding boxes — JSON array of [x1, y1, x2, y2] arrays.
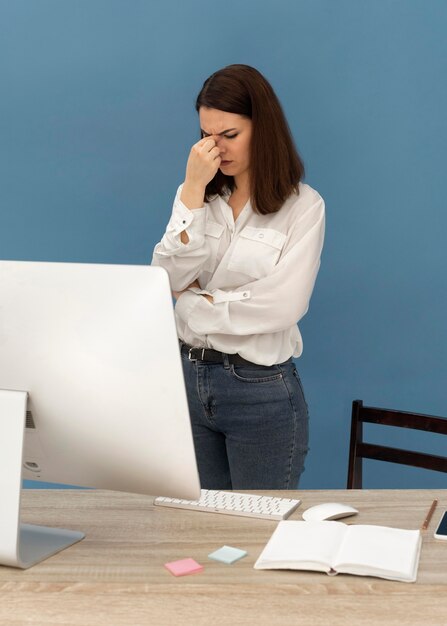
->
[[0, 260, 200, 500]]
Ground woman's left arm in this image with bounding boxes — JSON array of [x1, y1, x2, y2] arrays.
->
[[175, 198, 325, 336]]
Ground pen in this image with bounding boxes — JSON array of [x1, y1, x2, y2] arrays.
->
[[421, 499, 438, 530]]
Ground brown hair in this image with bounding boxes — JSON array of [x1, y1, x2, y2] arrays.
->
[[195, 64, 304, 215]]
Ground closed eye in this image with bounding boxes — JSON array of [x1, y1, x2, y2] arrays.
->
[[201, 131, 239, 139]]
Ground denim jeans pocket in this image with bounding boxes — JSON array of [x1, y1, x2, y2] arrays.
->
[[229, 364, 283, 383], [290, 365, 309, 412]]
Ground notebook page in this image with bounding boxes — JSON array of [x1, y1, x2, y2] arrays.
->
[[254, 521, 347, 571], [334, 524, 421, 581]]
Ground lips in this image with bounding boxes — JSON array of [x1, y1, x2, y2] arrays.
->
[[220, 161, 232, 166]]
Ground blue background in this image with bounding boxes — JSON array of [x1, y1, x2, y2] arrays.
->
[[1, 0, 446, 489]]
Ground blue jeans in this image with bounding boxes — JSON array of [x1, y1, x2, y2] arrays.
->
[[180, 349, 309, 490]]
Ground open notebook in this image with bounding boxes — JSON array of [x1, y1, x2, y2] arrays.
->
[[254, 521, 422, 583]]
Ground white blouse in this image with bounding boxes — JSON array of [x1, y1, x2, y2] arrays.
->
[[152, 182, 325, 366]]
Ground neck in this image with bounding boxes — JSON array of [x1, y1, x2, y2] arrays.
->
[[233, 171, 250, 197]]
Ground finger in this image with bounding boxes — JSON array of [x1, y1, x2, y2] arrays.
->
[[200, 132, 220, 141], [202, 138, 218, 153], [191, 138, 212, 155], [209, 146, 221, 159], [192, 138, 215, 156], [197, 136, 216, 148]]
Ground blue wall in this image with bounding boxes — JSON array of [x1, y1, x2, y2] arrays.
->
[[2, 0, 446, 489]]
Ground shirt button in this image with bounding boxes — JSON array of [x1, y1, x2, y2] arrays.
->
[[243, 292, 248, 298], [258, 233, 264, 239], [182, 220, 186, 224]]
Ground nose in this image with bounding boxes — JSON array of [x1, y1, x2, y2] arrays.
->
[[213, 135, 225, 154], [214, 137, 225, 154]]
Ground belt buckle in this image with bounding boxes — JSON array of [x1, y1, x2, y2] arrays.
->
[[188, 347, 206, 361]]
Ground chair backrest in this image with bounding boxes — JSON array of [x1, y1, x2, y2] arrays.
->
[[347, 399, 447, 489]]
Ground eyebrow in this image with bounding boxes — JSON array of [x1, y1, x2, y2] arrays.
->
[[201, 128, 238, 136]]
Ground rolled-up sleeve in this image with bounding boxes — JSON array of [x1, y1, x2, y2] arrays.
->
[[151, 185, 211, 291], [175, 198, 325, 336]]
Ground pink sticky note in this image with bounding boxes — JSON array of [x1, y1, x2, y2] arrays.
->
[[164, 558, 204, 577]]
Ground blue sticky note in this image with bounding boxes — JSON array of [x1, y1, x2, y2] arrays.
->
[[208, 545, 247, 564]]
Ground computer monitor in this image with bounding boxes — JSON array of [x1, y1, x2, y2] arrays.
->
[[0, 260, 200, 568]]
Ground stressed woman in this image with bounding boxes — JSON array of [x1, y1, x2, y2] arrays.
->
[[152, 64, 325, 490]]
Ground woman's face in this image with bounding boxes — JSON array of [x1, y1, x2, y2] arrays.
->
[[199, 107, 252, 185]]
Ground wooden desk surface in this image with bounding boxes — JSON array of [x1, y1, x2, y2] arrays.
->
[[0, 489, 446, 626]]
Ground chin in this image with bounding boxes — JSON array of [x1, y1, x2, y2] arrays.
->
[[220, 163, 235, 172]]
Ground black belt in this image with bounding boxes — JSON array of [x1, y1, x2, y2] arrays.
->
[[180, 341, 256, 366]]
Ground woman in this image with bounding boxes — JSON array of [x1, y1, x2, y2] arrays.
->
[[152, 64, 325, 490]]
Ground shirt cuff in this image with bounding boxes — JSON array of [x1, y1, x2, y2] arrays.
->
[[211, 289, 251, 304], [175, 290, 210, 322], [189, 287, 213, 297], [171, 199, 207, 237]]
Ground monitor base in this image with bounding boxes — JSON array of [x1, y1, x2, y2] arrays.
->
[[0, 389, 85, 569], [17, 524, 85, 569]]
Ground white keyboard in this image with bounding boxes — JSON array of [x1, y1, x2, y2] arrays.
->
[[154, 489, 301, 521]]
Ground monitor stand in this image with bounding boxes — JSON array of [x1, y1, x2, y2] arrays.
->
[[0, 389, 85, 569]]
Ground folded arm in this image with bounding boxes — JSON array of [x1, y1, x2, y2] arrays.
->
[[175, 199, 325, 336]]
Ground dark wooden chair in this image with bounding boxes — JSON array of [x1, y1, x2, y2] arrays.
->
[[347, 399, 447, 488]]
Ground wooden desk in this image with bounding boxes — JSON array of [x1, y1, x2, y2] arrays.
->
[[0, 489, 446, 626]]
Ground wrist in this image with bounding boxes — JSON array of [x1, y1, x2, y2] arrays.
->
[[181, 180, 206, 210]]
